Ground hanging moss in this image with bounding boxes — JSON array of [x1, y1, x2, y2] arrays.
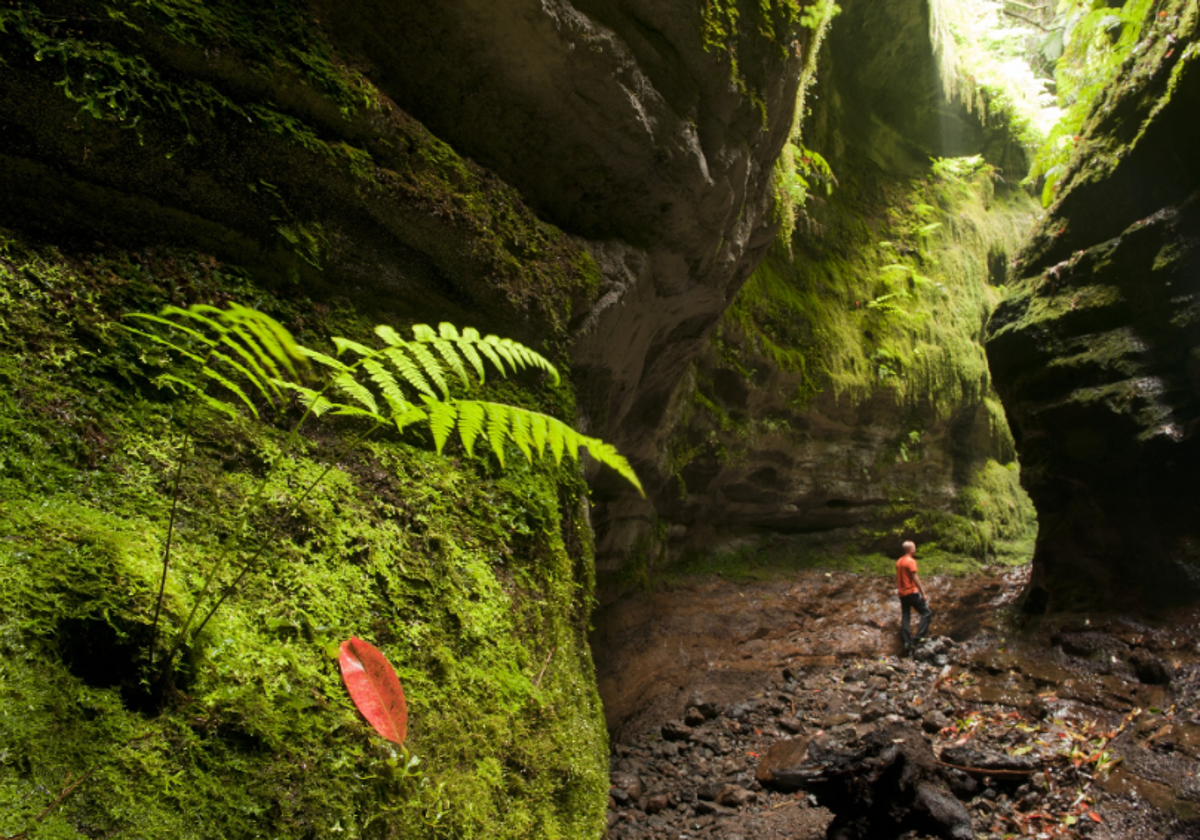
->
[[0, 231, 608, 839]]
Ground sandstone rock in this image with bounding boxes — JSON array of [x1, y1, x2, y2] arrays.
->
[[661, 720, 692, 741], [610, 771, 643, 803], [715, 784, 757, 808], [643, 793, 671, 815]]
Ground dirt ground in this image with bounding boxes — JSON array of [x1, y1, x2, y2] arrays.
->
[[592, 567, 1200, 839]]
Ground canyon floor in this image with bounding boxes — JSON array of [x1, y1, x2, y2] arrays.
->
[[595, 568, 1200, 839]]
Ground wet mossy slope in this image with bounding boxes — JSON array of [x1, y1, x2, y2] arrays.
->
[[0, 1, 626, 836], [0, 235, 607, 838]]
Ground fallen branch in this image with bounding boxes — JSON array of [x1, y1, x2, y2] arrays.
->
[[3, 768, 94, 840], [534, 646, 556, 688], [936, 760, 1039, 779]]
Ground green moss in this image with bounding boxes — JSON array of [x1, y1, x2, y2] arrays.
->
[[0, 231, 608, 838], [725, 157, 1035, 415], [0, 1, 599, 346]]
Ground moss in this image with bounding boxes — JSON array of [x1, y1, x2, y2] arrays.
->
[[0, 0, 600, 347], [0, 230, 608, 838], [700, 0, 817, 123], [723, 157, 1035, 415]]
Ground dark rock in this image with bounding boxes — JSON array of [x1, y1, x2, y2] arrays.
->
[[643, 793, 671, 815], [778, 715, 804, 734], [688, 694, 722, 720], [1129, 649, 1172, 685], [860, 701, 889, 723], [684, 706, 708, 727], [922, 710, 951, 734], [610, 771, 643, 803], [661, 720, 692, 741], [754, 737, 811, 790], [715, 784, 756, 808], [694, 800, 737, 817], [986, 17, 1200, 611], [941, 767, 978, 800], [822, 712, 859, 729], [791, 722, 974, 840]]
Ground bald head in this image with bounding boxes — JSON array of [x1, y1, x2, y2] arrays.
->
[[901, 540, 916, 555]]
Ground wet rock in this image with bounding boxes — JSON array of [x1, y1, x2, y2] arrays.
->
[[941, 767, 978, 800], [696, 781, 722, 801], [754, 736, 811, 790], [860, 700, 889, 723], [778, 715, 804, 734], [1129, 649, 1172, 685], [643, 793, 671, 814], [688, 693, 722, 720], [922, 710, 951, 734], [662, 720, 692, 741], [715, 784, 756, 807], [694, 800, 737, 817], [823, 712, 859, 728], [684, 706, 707, 726], [610, 771, 643, 803]]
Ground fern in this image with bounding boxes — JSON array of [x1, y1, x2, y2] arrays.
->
[[126, 301, 642, 684]]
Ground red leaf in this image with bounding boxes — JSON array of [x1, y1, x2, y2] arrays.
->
[[339, 638, 407, 745], [1087, 811, 1103, 823]]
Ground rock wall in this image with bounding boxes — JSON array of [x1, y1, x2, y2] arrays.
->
[[592, 0, 1039, 592], [987, 1, 1200, 611], [324, 0, 812, 564]]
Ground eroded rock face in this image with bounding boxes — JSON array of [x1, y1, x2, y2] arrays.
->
[[319, 0, 808, 495], [986, 13, 1200, 611], [594, 0, 1039, 579]]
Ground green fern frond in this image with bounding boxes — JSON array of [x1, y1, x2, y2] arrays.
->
[[423, 397, 457, 454], [456, 400, 486, 456], [361, 358, 411, 415], [484, 402, 510, 466], [156, 374, 239, 420], [297, 346, 352, 374], [381, 346, 436, 398], [455, 330, 487, 382], [431, 337, 470, 386], [331, 336, 375, 358], [406, 341, 449, 398], [333, 372, 378, 414], [276, 380, 334, 417]]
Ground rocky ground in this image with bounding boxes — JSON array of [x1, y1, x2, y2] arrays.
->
[[602, 571, 1200, 839]]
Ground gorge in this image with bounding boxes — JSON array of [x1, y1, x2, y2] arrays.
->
[[0, 0, 1197, 837]]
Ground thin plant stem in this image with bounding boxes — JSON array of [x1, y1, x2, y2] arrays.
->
[[158, 424, 379, 679], [147, 348, 216, 668]]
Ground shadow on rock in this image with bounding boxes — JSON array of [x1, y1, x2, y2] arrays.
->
[[758, 721, 972, 840]]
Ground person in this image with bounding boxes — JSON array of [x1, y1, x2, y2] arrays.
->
[[896, 540, 932, 655]]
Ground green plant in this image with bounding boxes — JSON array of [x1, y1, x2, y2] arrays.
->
[[128, 302, 642, 687]]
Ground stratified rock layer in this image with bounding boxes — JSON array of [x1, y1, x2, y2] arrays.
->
[[987, 7, 1200, 610]]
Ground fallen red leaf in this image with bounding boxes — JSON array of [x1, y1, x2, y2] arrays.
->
[[339, 638, 408, 745], [1087, 810, 1103, 823]]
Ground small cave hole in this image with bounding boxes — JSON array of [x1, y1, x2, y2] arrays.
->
[[57, 616, 185, 714]]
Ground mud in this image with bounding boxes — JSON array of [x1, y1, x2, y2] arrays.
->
[[594, 569, 1200, 839]]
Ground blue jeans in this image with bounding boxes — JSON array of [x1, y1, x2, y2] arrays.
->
[[900, 593, 932, 648]]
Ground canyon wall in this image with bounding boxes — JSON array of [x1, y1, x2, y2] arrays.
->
[[987, 0, 1200, 612]]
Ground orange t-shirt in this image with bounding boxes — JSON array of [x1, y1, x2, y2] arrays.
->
[[896, 555, 919, 596]]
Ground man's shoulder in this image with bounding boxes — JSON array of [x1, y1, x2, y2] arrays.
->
[[897, 555, 916, 569]]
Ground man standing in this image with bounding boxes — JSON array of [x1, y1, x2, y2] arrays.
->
[[896, 540, 932, 655]]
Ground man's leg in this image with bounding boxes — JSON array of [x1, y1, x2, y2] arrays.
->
[[900, 596, 913, 650], [915, 595, 933, 643]]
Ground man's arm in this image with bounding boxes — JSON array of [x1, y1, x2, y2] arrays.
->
[[913, 571, 927, 601]]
